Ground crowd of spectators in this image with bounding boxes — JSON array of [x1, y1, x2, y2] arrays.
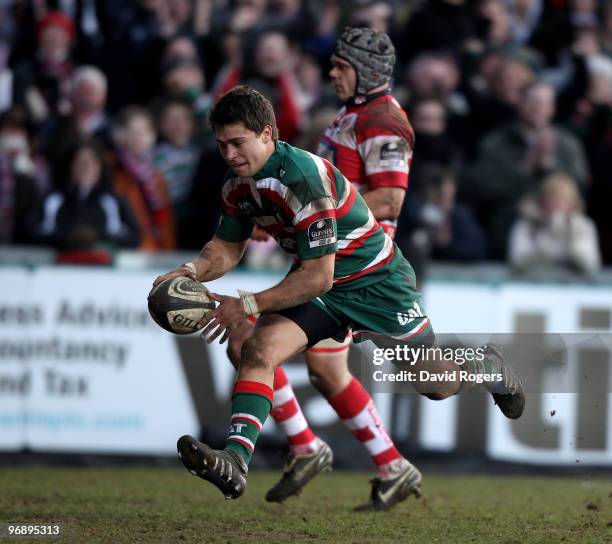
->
[[1, 0, 611, 277]]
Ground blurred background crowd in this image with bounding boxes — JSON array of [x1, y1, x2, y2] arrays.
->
[[1, 0, 611, 278]]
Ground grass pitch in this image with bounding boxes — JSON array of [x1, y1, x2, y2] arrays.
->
[[1, 467, 611, 543]]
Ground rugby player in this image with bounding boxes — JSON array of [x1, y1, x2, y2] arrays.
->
[[226, 27, 420, 511], [153, 86, 524, 504]]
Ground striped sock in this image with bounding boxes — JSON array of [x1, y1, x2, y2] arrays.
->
[[225, 380, 273, 464], [328, 377, 406, 479], [270, 367, 320, 456]]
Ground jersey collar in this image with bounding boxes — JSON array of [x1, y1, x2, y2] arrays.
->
[[254, 140, 284, 180], [346, 88, 391, 107]]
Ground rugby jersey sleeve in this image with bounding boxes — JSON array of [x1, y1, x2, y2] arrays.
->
[[291, 159, 339, 260], [356, 103, 414, 191], [292, 192, 338, 260]]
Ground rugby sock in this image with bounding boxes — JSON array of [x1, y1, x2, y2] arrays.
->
[[271, 367, 320, 456], [225, 380, 273, 464], [328, 377, 407, 480]]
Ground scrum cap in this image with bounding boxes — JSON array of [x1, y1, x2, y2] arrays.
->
[[334, 27, 395, 95]]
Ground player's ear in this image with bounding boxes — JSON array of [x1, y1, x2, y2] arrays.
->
[[261, 125, 273, 143]]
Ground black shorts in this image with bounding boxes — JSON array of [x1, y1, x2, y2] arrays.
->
[[274, 301, 345, 348]]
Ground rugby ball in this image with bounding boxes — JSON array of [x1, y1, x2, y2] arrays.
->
[[147, 277, 216, 335]]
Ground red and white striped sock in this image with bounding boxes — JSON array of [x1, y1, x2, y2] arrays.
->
[[271, 367, 320, 456], [328, 377, 408, 480]]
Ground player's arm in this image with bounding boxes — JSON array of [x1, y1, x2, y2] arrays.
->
[[188, 236, 249, 281], [152, 235, 249, 286], [362, 187, 406, 221], [359, 127, 412, 236], [253, 253, 335, 312], [201, 190, 339, 343], [200, 253, 335, 344]]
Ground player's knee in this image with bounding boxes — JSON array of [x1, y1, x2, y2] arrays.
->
[[240, 336, 274, 370], [307, 355, 351, 397], [308, 370, 325, 392], [308, 370, 339, 397], [306, 356, 326, 381]]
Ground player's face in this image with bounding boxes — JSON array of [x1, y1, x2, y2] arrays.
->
[[329, 55, 357, 101], [215, 122, 274, 177]]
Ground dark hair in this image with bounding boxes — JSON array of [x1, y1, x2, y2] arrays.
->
[[209, 85, 278, 140], [67, 141, 112, 192]]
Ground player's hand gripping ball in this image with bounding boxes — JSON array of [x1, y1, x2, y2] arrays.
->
[[147, 277, 216, 335]]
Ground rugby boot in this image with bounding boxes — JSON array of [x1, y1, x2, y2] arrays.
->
[[265, 439, 333, 502], [483, 343, 525, 419], [355, 461, 422, 512], [177, 435, 247, 499]]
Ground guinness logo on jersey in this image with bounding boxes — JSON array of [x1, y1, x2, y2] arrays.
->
[[380, 142, 406, 163], [308, 217, 336, 248]]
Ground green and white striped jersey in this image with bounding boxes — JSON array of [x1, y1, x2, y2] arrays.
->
[[216, 141, 399, 289]]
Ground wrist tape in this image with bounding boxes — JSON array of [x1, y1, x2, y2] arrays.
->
[[238, 290, 260, 317]]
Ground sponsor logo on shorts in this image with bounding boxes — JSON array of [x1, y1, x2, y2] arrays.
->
[[397, 301, 424, 326], [308, 217, 336, 248]]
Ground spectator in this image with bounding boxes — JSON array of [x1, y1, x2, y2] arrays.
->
[[214, 29, 303, 142], [13, 11, 76, 124], [466, 53, 536, 145], [293, 51, 337, 116], [477, 0, 513, 48], [507, 0, 544, 46], [563, 55, 612, 164], [111, 106, 176, 251], [350, 0, 393, 34], [154, 98, 199, 247], [398, 0, 481, 63], [405, 52, 465, 109], [34, 142, 140, 255], [167, 0, 195, 36], [213, 0, 268, 36], [41, 65, 112, 178], [408, 97, 461, 195], [467, 80, 589, 258], [100, 0, 171, 110], [530, 0, 600, 66], [162, 35, 201, 72], [508, 172, 600, 276], [161, 58, 212, 144], [398, 165, 486, 270], [0, 108, 48, 244], [267, 0, 319, 41], [404, 52, 472, 155]]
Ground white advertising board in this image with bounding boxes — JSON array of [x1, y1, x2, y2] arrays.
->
[[1, 267, 611, 465]]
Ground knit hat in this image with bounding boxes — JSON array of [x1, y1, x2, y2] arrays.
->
[[37, 11, 75, 42], [333, 27, 395, 95]]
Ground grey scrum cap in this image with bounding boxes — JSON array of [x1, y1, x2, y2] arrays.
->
[[334, 27, 396, 95]]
